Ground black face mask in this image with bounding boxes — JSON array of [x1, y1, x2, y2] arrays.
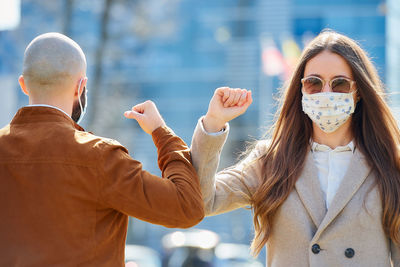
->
[[71, 86, 87, 123]]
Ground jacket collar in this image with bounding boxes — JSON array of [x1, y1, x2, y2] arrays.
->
[[27, 104, 71, 118], [10, 106, 85, 131], [295, 150, 327, 227], [312, 147, 371, 240], [295, 147, 371, 233]]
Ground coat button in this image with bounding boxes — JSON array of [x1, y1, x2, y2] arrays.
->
[[345, 248, 355, 258], [311, 244, 321, 254]]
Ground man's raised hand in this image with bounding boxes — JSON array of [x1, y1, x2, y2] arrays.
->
[[203, 87, 252, 133], [124, 100, 166, 135]]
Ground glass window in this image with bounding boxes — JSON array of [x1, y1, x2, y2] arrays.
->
[[293, 17, 323, 37]]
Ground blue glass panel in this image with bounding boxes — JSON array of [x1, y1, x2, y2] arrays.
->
[[293, 17, 323, 37]]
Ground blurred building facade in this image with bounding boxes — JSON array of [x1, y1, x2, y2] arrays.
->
[[0, 0, 393, 264], [387, 0, 400, 113]]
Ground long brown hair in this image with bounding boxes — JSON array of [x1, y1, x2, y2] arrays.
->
[[250, 30, 400, 255]]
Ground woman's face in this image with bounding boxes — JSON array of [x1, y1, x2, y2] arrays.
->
[[303, 50, 357, 137], [303, 50, 355, 93]]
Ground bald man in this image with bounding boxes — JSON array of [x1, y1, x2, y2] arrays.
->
[[0, 33, 204, 266]]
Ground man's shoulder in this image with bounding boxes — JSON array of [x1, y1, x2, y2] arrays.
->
[[0, 123, 10, 134], [74, 129, 125, 151], [74, 131, 132, 165]]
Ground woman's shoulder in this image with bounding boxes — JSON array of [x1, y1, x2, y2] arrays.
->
[[252, 139, 272, 156], [237, 139, 271, 166]]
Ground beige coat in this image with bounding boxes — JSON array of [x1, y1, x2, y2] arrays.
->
[[190, 118, 400, 267]]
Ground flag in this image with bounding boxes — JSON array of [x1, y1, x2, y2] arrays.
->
[[281, 37, 302, 79], [261, 37, 287, 77]]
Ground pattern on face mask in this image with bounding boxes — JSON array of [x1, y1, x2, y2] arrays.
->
[[302, 91, 355, 133]]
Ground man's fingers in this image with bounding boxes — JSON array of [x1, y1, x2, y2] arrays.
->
[[124, 110, 142, 120], [131, 103, 145, 114], [124, 102, 145, 119]]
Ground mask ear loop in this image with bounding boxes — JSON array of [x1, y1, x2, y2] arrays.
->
[[76, 78, 87, 124], [350, 88, 360, 104]]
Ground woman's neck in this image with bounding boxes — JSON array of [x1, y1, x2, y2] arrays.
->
[[312, 119, 353, 149]]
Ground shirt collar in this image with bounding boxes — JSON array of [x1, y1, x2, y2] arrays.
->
[[27, 104, 71, 118], [311, 140, 355, 153]]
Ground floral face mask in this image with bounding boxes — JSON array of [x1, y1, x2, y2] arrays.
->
[[301, 91, 356, 133]]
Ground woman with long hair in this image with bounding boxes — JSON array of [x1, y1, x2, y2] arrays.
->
[[191, 30, 400, 266]]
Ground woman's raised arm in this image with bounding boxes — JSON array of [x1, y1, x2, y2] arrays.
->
[[190, 87, 259, 215]]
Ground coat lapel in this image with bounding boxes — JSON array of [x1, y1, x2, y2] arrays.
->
[[313, 148, 372, 240], [295, 150, 327, 227]]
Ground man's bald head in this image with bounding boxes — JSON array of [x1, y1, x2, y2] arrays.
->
[[22, 33, 86, 96]]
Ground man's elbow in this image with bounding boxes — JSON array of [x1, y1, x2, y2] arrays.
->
[[168, 203, 205, 229], [180, 208, 205, 229]]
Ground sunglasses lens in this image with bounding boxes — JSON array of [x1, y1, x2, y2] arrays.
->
[[303, 77, 323, 94], [331, 78, 351, 93]]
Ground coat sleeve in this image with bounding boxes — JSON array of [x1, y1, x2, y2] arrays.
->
[[98, 126, 204, 228], [190, 117, 265, 216], [391, 239, 400, 267]]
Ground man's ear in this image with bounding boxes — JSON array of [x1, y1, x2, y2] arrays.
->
[[19, 75, 29, 96], [74, 77, 88, 97]]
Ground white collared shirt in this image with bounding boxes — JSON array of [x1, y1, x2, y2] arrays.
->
[[311, 141, 355, 209], [27, 104, 71, 118]]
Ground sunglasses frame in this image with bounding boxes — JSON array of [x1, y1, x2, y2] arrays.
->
[[301, 75, 356, 94]]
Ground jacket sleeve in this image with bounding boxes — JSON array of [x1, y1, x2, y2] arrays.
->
[[98, 126, 204, 228], [190, 117, 264, 216]]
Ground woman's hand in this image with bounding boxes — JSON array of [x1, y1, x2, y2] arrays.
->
[[124, 100, 166, 135], [203, 87, 252, 133]]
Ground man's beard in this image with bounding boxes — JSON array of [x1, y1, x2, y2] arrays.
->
[[71, 86, 86, 123]]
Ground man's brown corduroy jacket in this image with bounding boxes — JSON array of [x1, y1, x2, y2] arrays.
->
[[0, 106, 204, 266]]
